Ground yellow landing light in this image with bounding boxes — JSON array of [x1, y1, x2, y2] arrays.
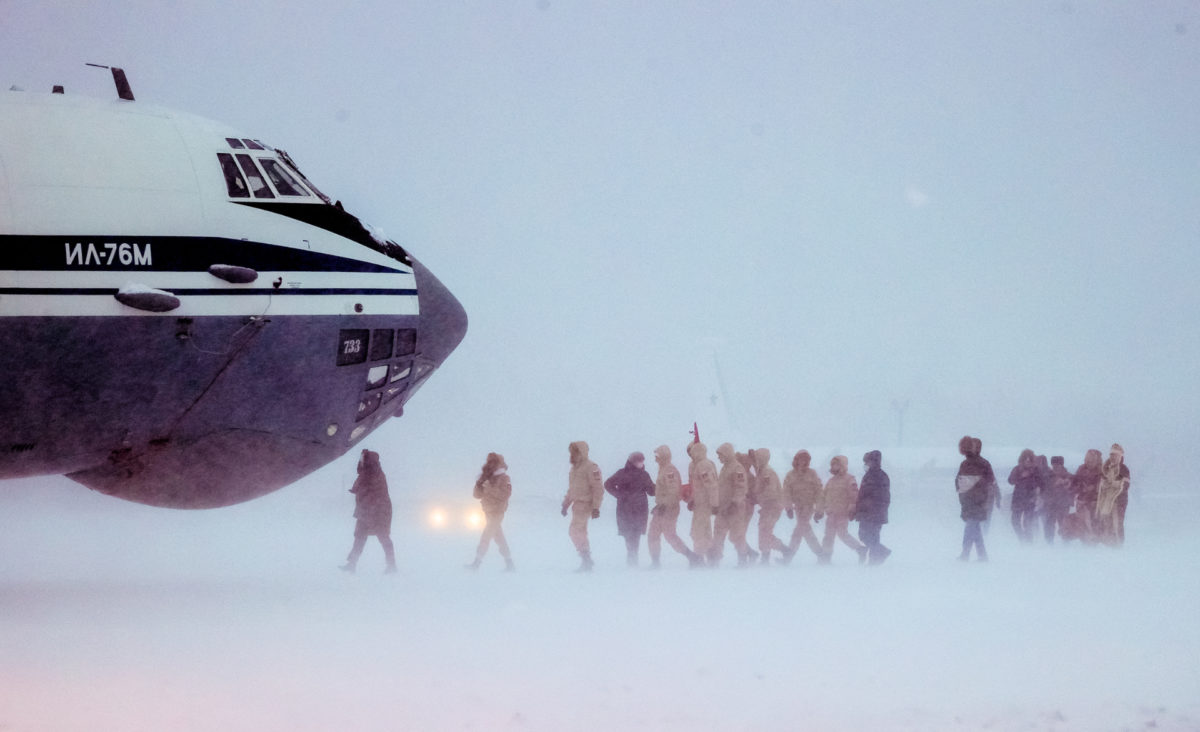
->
[[465, 510, 485, 529], [428, 507, 449, 529]]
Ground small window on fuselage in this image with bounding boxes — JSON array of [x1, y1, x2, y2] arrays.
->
[[235, 154, 275, 198], [226, 138, 245, 149], [259, 159, 310, 197], [217, 153, 250, 198], [395, 329, 417, 356], [243, 139, 265, 150]]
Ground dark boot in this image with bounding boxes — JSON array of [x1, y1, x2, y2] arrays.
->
[[760, 549, 771, 566], [685, 550, 703, 569], [465, 557, 481, 571], [339, 562, 356, 574], [778, 545, 798, 566], [504, 556, 515, 572]]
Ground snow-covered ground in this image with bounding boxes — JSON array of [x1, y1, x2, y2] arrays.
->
[[1, 473, 1197, 731]]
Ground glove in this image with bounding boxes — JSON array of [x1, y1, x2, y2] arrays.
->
[[814, 512, 824, 522], [561, 504, 568, 517], [652, 505, 665, 517], [687, 501, 695, 512], [591, 508, 600, 519], [787, 509, 795, 519]]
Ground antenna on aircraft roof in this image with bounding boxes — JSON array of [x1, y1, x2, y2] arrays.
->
[[85, 63, 135, 101]]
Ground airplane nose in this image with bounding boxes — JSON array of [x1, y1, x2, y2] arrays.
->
[[410, 256, 468, 366]]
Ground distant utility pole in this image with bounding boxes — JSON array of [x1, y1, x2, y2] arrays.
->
[[891, 399, 910, 447]]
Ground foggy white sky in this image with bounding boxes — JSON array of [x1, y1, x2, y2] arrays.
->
[[3, 1, 1198, 492]]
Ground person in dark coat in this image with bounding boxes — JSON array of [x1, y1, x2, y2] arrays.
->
[[1007, 449, 1043, 543], [340, 449, 396, 574], [855, 450, 892, 565], [1070, 449, 1104, 543], [956, 436, 993, 561], [604, 452, 654, 566], [1042, 456, 1074, 544]]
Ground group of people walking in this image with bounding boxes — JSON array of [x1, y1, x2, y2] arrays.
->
[[556, 439, 892, 572], [337, 437, 1131, 574], [955, 436, 1132, 562]]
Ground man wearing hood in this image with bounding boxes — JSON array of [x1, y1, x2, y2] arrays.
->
[[1071, 449, 1104, 543], [783, 450, 825, 563], [686, 441, 719, 563], [856, 450, 892, 565], [561, 441, 605, 571], [956, 436, 992, 561], [604, 451, 655, 566], [341, 449, 396, 574], [1043, 456, 1074, 544], [1007, 449, 1044, 543], [817, 455, 867, 564], [648, 445, 704, 568], [467, 452, 515, 571], [753, 449, 790, 565], [1096, 443, 1131, 546], [712, 442, 753, 566]]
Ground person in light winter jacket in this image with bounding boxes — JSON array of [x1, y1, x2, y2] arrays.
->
[[466, 452, 515, 571], [712, 442, 754, 566], [753, 448, 791, 565], [686, 441, 719, 564], [855, 450, 892, 565], [604, 452, 655, 566], [817, 455, 867, 564], [1096, 443, 1131, 546], [561, 441, 604, 572], [340, 449, 396, 574], [648, 445, 704, 568], [783, 450, 825, 563]]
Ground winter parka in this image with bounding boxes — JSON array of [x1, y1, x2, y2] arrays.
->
[[856, 451, 890, 524], [686, 442, 719, 513], [564, 441, 604, 512], [956, 452, 994, 522], [754, 449, 784, 511], [605, 457, 654, 538], [653, 445, 684, 509], [819, 456, 858, 519], [715, 442, 749, 518], [351, 449, 393, 536], [783, 451, 823, 517], [1007, 449, 1044, 513], [475, 472, 512, 516]]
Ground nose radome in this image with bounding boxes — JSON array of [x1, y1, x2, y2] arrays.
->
[[411, 256, 467, 366]]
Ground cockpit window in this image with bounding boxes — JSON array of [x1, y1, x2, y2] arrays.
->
[[217, 153, 250, 198], [225, 137, 245, 150], [259, 159, 310, 197], [235, 154, 275, 198], [243, 139, 265, 150]]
